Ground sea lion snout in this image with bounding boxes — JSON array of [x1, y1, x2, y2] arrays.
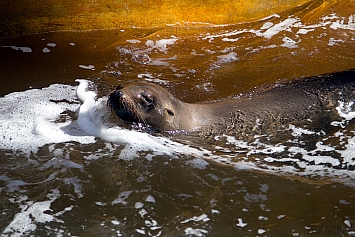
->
[[108, 88, 139, 123], [108, 89, 123, 109], [110, 89, 123, 100]]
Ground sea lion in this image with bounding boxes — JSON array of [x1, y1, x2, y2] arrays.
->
[[108, 70, 355, 138]]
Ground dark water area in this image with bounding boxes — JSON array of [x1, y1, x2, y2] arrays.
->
[[1, 1, 355, 236]]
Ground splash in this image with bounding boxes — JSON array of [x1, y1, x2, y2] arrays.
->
[[75, 79, 215, 160], [2, 189, 63, 237], [0, 83, 95, 155], [2, 79, 355, 182]]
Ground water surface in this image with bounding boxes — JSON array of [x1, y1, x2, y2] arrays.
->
[[1, 1, 355, 236]]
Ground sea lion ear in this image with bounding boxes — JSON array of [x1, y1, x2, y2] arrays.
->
[[166, 109, 174, 116]]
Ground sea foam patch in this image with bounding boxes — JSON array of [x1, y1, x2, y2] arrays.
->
[[3, 189, 63, 237], [2, 46, 32, 53], [0, 83, 95, 155], [117, 37, 179, 67], [202, 13, 355, 50], [0, 80, 213, 161]]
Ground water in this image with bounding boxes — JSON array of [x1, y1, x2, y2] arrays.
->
[[1, 1, 355, 236]]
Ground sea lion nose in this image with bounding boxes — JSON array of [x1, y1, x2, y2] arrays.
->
[[109, 90, 122, 101]]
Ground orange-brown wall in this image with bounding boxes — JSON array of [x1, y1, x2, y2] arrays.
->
[[0, 0, 310, 37]]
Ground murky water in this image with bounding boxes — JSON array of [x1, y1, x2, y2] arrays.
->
[[1, 1, 355, 236]]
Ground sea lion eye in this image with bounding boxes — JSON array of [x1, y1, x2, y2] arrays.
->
[[139, 92, 154, 109], [142, 94, 153, 105], [166, 109, 174, 116]]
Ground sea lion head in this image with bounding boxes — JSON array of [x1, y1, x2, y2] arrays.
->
[[108, 82, 183, 131]]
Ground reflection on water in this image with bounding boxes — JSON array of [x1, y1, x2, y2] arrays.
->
[[1, 0, 355, 236]]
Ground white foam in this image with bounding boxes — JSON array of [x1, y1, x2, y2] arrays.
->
[[186, 158, 209, 169], [145, 195, 155, 203], [203, 17, 300, 41], [181, 214, 210, 224], [261, 22, 274, 30], [258, 216, 268, 220], [126, 39, 141, 44], [302, 154, 340, 166], [2, 46, 32, 53], [236, 218, 247, 227], [145, 38, 178, 52], [184, 228, 208, 237], [0, 175, 28, 192], [289, 124, 315, 136], [148, 56, 177, 66], [3, 189, 61, 236], [135, 229, 145, 234], [216, 52, 238, 63], [281, 37, 299, 48], [330, 15, 355, 30], [135, 202, 144, 209], [260, 14, 280, 21], [296, 28, 314, 34], [261, 18, 298, 39], [222, 37, 240, 42], [220, 127, 355, 182], [0, 83, 95, 155], [42, 47, 51, 53], [117, 38, 178, 67], [339, 137, 355, 167], [47, 43, 56, 47], [112, 190, 134, 205], [312, 141, 335, 153], [201, 12, 353, 54], [79, 64, 95, 70], [336, 101, 355, 120], [258, 229, 267, 234], [328, 38, 344, 46], [203, 29, 247, 41]]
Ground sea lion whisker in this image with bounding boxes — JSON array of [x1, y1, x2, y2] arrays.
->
[[120, 95, 148, 125]]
